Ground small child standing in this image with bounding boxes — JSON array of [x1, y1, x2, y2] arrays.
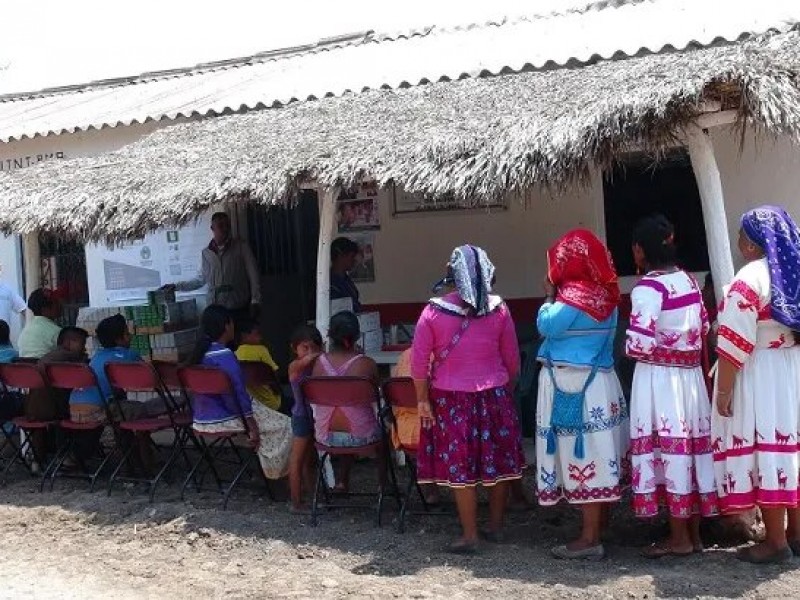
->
[[235, 318, 283, 413], [287, 325, 322, 512]]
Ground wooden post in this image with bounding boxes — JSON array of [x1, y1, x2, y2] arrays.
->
[[315, 186, 339, 342], [684, 125, 734, 300], [21, 232, 40, 303]]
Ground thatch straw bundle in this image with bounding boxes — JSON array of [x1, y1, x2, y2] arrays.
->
[[0, 30, 798, 243]]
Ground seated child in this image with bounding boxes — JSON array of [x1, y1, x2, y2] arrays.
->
[[287, 324, 322, 512], [234, 318, 283, 412], [69, 314, 162, 423], [0, 320, 18, 364]]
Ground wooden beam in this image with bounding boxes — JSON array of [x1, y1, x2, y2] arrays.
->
[[696, 110, 737, 130], [315, 186, 339, 343], [21, 233, 39, 306], [684, 125, 734, 300]]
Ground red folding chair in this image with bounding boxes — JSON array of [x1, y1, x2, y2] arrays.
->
[[178, 365, 268, 509], [104, 362, 189, 501], [41, 363, 119, 492], [382, 377, 450, 532], [153, 360, 199, 455], [301, 376, 400, 527], [0, 363, 51, 484]]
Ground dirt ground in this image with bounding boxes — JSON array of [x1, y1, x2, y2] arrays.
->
[[2, 458, 800, 600]]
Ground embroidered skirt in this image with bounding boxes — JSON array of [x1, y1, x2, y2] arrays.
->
[[193, 402, 292, 480], [536, 367, 629, 505], [712, 347, 800, 512], [417, 386, 525, 487], [629, 363, 719, 518]]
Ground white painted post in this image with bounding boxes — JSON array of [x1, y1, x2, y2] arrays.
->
[[315, 187, 339, 342], [21, 232, 40, 304], [684, 125, 735, 300]]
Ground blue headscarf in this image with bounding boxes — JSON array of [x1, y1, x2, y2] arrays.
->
[[741, 205, 800, 330]]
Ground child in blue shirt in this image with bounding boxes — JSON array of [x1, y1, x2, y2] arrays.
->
[[70, 314, 162, 423], [0, 320, 18, 364]]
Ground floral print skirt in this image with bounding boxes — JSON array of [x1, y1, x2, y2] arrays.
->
[[417, 386, 525, 488]]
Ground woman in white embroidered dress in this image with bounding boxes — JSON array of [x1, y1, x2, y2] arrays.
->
[[712, 205, 800, 564], [626, 215, 718, 558], [536, 229, 628, 561]]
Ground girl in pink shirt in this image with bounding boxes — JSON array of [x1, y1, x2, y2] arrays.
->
[[413, 245, 524, 554]]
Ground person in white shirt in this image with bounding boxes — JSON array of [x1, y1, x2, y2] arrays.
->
[[0, 280, 26, 331]]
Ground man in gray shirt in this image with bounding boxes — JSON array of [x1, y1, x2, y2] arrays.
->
[[166, 212, 261, 321]]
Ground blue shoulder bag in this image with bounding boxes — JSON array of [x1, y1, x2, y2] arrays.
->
[[544, 328, 613, 460]]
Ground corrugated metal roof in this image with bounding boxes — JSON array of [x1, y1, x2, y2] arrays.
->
[[1, 0, 798, 142]]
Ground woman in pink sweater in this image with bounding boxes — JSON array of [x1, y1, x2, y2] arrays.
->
[[413, 245, 524, 554]]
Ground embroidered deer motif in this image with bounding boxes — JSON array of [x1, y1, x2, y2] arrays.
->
[[631, 465, 641, 488], [539, 466, 557, 491], [778, 468, 788, 490], [648, 317, 658, 332], [687, 328, 701, 347], [711, 437, 723, 453], [680, 419, 692, 436], [568, 462, 597, 490], [659, 417, 672, 436], [775, 429, 793, 445], [748, 470, 757, 489], [635, 420, 645, 437], [630, 312, 642, 327], [755, 429, 765, 442], [659, 332, 682, 347], [731, 435, 748, 449], [608, 459, 620, 479], [727, 472, 737, 492], [699, 417, 711, 436], [769, 334, 786, 349], [737, 299, 757, 312]]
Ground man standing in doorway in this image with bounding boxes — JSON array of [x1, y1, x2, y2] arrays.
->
[[165, 212, 261, 321]]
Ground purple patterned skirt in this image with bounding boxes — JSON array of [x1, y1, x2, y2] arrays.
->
[[416, 386, 525, 487]]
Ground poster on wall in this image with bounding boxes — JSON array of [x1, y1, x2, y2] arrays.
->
[[336, 181, 381, 232], [345, 232, 376, 283], [85, 214, 211, 306], [392, 183, 507, 214]]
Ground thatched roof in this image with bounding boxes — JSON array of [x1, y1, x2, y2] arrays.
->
[[1, 29, 799, 242]]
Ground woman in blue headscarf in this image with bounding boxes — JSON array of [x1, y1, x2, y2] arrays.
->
[[712, 205, 800, 564]]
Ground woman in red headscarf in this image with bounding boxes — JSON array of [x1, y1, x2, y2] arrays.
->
[[536, 229, 628, 561]]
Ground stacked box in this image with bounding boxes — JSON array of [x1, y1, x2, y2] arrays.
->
[[150, 328, 198, 363], [76, 306, 128, 336], [357, 312, 383, 353]]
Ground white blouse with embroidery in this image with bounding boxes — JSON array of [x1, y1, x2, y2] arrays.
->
[[717, 258, 796, 370]]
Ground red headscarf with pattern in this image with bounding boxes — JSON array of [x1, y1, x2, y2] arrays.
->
[[546, 229, 620, 322]]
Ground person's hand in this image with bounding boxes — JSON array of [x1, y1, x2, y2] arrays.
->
[[542, 276, 556, 298], [716, 390, 733, 417], [250, 303, 261, 319], [418, 400, 434, 429]]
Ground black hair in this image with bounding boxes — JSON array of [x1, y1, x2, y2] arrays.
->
[[57, 326, 88, 348], [704, 272, 713, 287], [0, 320, 10, 346], [211, 212, 230, 224], [234, 316, 260, 348], [632, 214, 678, 269], [27, 288, 57, 317], [290, 324, 323, 350], [187, 305, 232, 365], [96, 314, 128, 349], [331, 237, 359, 261], [328, 311, 360, 352]]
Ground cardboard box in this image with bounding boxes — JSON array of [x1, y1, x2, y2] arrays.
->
[[357, 311, 381, 333], [360, 328, 384, 353]]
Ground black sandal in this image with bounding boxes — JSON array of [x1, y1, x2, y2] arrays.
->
[[446, 540, 478, 555]]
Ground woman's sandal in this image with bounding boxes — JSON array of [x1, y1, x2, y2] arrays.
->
[[736, 545, 793, 564], [446, 539, 479, 555], [641, 542, 694, 559]]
